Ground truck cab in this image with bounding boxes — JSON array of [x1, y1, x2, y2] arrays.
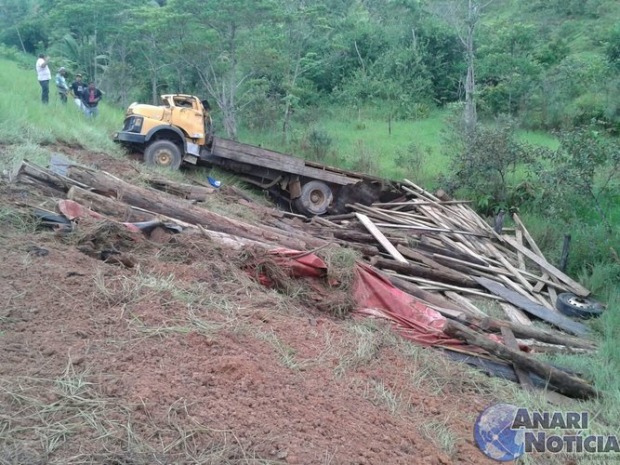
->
[[114, 94, 213, 170]]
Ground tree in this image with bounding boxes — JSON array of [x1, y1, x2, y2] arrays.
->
[[535, 125, 620, 233], [0, 0, 32, 52], [443, 115, 532, 212], [428, 0, 494, 134], [168, 0, 277, 140]]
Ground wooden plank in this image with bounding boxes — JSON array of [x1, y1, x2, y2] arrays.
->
[[503, 235, 590, 297], [500, 302, 532, 326], [388, 273, 504, 300], [374, 223, 489, 237], [500, 326, 535, 391], [300, 164, 360, 186], [373, 256, 478, 288], [356, 213, 407, 263], [475, 277, 590, 337], [515, 228, 526, 270], [444, 291, 488, 318], [372, 200, 473, 207]]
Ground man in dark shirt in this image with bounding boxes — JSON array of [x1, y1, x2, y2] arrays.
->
[[70, 74, 87, 109], [81, 82, 102, 118]]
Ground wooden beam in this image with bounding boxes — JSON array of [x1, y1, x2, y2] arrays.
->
[[356, 213, 407, 263], [499, 302, 532, 326], [502, 235, 590, 297], [444, 291, 488, 318], [475, 277, 590, 337], [500, 326, 535, 391]]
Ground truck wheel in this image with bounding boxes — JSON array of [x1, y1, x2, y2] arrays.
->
[[294, 180, 333, 216], [555, 293, 604, 319], [144, 140, 182, 170]]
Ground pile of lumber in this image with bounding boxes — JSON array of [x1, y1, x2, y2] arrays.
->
[[11, 161, 599, 399], [306, 179, 593, 338]]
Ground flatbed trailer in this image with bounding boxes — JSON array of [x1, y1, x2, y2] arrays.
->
[[203, 137, 400, 215]]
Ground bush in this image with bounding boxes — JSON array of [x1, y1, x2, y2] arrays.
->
[[442, 114, 534, 214], [302, 127, 333, 162], [394, 143, 431, 180], [531, 123, 620, 232]]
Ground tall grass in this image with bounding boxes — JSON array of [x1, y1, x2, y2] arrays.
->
[[0, 58, 125, 155]]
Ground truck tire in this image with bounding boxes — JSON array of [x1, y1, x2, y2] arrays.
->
[[294, 180, 333, 216], [555, 292, 604, 319], [144, 140, 182, 170]]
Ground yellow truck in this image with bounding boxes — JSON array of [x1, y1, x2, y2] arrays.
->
[[114, 94, 398, 215]]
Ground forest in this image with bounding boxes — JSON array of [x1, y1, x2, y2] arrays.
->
[[2, 0, 620, 136]]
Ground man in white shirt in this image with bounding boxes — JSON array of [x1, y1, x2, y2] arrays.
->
[[36, 54, 51, 104]]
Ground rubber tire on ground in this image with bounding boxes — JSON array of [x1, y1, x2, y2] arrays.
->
[[144, 140, 182, 170], [555, 292, 604, 319], [294, 180, 333, 216]]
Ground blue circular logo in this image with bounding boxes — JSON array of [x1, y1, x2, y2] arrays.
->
[[474, 403, 525, 462]]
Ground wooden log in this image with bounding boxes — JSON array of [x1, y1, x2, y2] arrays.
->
[[67, 186, 154, 222], [397, 245, 476, 288], [144, 176, 215, 201], [500, 326, 535, 391], [373, 257, 478, 287], [503, 235, 590, 297], [472, 317, 596, 350], [475, 277, 590, 337], [443, 319, 599, 399], [18, 161, 85, 193], [66, 166, 323, 250], [356, 213, 407, 263], [384, 272, 501, 300]]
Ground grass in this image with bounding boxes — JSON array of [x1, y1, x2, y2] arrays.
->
[[0, 58, 125, 156]]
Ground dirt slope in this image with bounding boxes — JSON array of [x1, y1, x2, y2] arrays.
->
[[0, 147, 503, 465]]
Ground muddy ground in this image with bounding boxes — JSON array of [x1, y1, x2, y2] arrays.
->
[[0, 147, 504, 465]]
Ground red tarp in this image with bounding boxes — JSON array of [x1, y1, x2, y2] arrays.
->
[[352, 262, 465, 347], [257, 249, 465, 347]]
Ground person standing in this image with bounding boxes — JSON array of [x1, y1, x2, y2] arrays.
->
[[80, 82, 102, 117], [70, 73, 86, 109], [55, 67, 69, 104], [35, 54, 51, 104]]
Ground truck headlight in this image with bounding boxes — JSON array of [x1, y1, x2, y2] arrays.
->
[[123, 116, 143, 133]]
